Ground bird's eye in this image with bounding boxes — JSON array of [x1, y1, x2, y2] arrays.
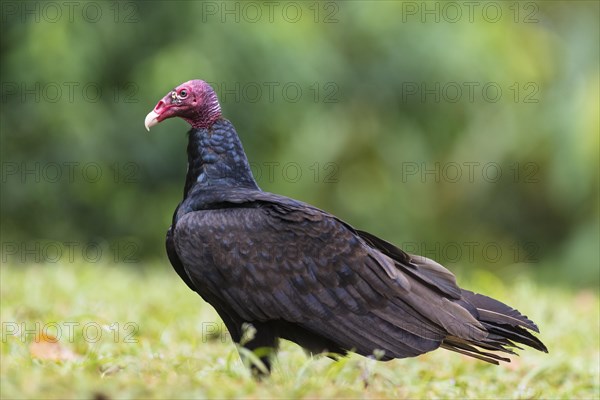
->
[[179, 89, 188, 98]]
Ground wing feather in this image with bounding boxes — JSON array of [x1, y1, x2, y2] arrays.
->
[[173, 204, 451, 358]]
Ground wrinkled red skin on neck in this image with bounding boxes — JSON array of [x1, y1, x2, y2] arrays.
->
[[152, 80, 222, 129]]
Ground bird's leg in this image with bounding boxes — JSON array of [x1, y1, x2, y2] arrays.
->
[[210, 307, 275, 377], [238, 322, 279, 378]]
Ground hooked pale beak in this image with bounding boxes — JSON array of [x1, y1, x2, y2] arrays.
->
[[144, 110, 160, 132]]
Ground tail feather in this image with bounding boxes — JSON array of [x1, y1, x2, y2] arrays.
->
[[442, 289, 548, 364], [441, 336, 511, 364], [461, 289, 540, 332], [484, 323, 547, 352], [355, 229, 547, 364]]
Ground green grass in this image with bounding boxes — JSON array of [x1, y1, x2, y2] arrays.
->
[[1, 263, 598, 399]]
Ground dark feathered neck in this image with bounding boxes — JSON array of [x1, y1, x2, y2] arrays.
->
[[183, 118, 259, 197]]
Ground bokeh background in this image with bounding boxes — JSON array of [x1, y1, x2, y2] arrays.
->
[[1, 2, 599, 399], [0, 1, 599, 285], [1, 0, 598, 288]]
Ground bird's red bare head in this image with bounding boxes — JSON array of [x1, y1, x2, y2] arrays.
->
[[145, 80, 221, 131]]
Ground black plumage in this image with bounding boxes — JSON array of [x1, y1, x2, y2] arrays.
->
[[146, 80, 547, 376]]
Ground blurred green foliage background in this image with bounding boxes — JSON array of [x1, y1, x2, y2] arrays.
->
[[1, 1, 598, 287]]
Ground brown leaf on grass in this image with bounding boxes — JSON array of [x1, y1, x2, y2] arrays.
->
[[29, 333, 80, 361]]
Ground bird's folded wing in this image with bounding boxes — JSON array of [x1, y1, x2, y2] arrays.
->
[[173, 196, 486, 358]]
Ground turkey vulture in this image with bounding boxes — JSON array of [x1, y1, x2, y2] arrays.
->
[[145, 79, 547, 376]]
